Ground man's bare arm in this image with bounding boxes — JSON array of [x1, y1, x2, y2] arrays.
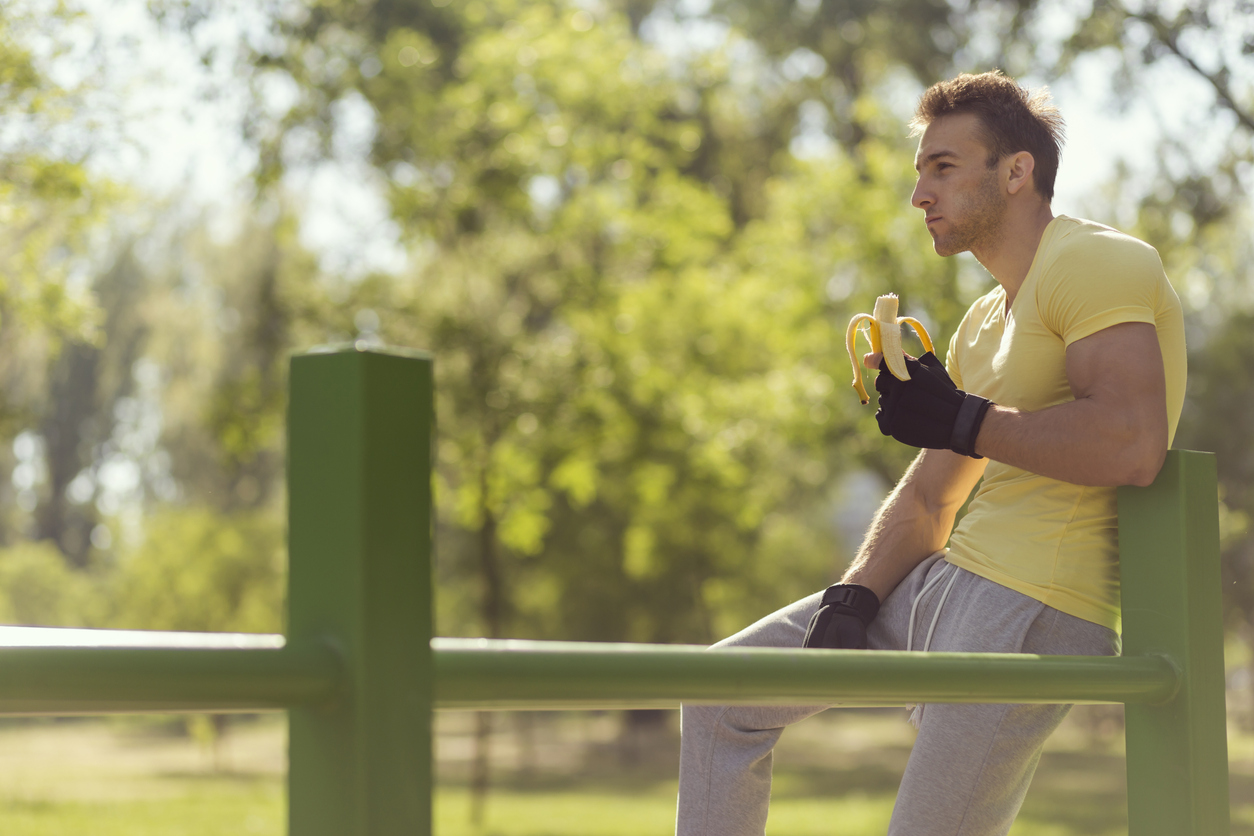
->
[[973, 321, 1168, 487], [840, 448, 986, 601]]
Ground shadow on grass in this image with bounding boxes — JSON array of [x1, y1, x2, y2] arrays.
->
[[0, 799, 59, 813], [153, 769, 276, 783], [770, 758, 907, 800]]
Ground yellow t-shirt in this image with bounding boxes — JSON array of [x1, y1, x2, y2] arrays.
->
[[943, 215, 1187, 633]]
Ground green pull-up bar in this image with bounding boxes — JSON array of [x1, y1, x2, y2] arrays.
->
[[0, 346, 1230, 835]]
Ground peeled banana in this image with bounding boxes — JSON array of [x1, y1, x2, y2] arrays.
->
[[845, 294, 935, 405]]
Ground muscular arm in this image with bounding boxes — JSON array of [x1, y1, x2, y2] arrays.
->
[[840, 448, 986, 601], [848, 320, 1165, 600], [973, 321, 1168, 487]]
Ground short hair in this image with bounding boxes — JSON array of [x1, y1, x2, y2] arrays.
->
[[910, 71, 1065, 202]]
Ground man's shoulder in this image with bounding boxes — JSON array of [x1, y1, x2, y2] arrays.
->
[[1046, 215, 1162, 269]]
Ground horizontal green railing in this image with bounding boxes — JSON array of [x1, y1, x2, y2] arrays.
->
[[0, 634, 1177, 715], [0, 348, 1229, 835], [0, 629, 338, 714], [429, 639, 1180, 709]]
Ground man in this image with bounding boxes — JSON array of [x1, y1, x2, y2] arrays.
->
[[675, 71, 1186, 836]]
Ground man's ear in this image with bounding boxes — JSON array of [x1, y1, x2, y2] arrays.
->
[[1005, 151, 1036, 196]]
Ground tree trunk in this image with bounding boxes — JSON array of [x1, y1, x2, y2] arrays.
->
[[470, 468, 503, 826], [469, 712, 493, 827]]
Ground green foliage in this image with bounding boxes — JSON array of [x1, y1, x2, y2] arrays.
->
[[140, 206, 329, 514], [341, 2, 965, 643], [0, 539, 99, 626], [140, 0, 985, 644], [106, 507, 285, 634], [0, 1, 122, 556], [9, 0, 1249, 659], [0, 502, 286, 638], [0, 2, 114, 345]]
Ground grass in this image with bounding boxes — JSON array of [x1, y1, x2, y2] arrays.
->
[[0, 716, 283, 835], [0, 706, 1252, 834], [0, 789, 281, 836], [431, 707, 1135, 836]]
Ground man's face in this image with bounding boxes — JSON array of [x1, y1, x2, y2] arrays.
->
[[911, 113, 1006, 257]]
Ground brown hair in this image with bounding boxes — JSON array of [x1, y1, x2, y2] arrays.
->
[[910, 71, 1065, 202]]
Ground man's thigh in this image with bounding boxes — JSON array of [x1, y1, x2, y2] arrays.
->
[[884, 563, 1118, 836]]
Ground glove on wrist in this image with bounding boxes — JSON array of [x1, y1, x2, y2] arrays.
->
[[803, 584, 881, 650], [874, 352, 992, 459]]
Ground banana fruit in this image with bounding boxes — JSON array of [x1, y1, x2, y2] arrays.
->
[[845, 294, 935, 404]]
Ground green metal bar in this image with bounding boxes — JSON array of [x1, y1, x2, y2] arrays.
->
[[1120, 450, 1230, 835], [0, 633, 1175, 714], [431, 639, 1177, 710], [0, 643, 339, 714], [0, 625, 285, 648], [287, 347, 434, 836]]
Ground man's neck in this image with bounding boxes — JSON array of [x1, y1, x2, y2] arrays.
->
[[973, 203, 1056, 310]]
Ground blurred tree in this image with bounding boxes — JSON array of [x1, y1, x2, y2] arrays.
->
[[0, 539, 100, 626], [0, 2, 126, 561], [148, 0, 973, 646], [143, 208, 330, 515], [332, 2, 959, 648], [0, 202, 324, 634], [34, 247, 151, 567], [707, 0, 1039, 152], [106, 507, 284, 634], [1064, 0, 1254, 134]]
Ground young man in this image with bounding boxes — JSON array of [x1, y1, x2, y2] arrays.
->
[[675, 71, 1186, 836]]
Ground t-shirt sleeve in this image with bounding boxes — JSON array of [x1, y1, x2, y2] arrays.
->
[[1036, 231, 1163, 347], [945, 324, 965, 390]]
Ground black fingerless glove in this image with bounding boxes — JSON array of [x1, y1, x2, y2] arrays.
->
[[874, 352, 992, 459], [803, 584, 881, 650]]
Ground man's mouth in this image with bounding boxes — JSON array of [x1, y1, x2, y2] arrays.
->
[[925, 215, 942, 227]]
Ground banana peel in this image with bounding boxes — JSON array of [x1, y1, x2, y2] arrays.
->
[[845, 294, 935, 404]]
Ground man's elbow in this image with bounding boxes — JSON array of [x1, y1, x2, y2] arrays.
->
[[1103, 403, 1169, 487], [1120, 440, 1168, 487]]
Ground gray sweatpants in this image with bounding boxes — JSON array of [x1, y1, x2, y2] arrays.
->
[[676, 552, 1119, 836]]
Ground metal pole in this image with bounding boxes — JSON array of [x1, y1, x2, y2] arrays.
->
[[0, 643, 337, 714], [286, 347, 434, 836], [430, 639, 1177, 710], [1120, 449, 1230, 835]]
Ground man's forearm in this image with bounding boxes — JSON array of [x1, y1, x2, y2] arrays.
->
[[971, 321, 1168, 488], [840, 452, 980, 600], [975, 396, 1166, 487]]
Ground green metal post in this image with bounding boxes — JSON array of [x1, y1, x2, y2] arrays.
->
[[1120, 450, 1229, 835], [287, 347, 434, 836]]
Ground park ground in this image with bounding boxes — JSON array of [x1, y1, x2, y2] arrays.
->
[[0, 705, 1252, 835]]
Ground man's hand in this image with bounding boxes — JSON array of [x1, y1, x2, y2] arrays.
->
[[873, 352, 992, 458], [803, 584, 880, 649]]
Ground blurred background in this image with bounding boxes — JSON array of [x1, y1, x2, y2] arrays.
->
[[1, 0, 1254, 833]]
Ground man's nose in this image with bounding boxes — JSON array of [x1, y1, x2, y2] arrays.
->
[[911, 180, 932, 210]]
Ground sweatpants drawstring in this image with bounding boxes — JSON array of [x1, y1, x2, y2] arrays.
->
[[906, 561, 959, 728]]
